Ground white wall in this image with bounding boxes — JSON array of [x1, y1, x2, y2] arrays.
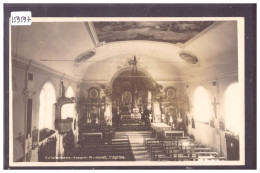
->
[[12, 58, 79, 161], [186, 74, 238, 158]]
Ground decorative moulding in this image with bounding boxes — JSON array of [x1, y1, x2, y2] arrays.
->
[[181, 21, 224, 48], [74, 50, 96, 67], [12, 52, 79, 83], [181, 71, 238, 83], [179, 52, 199, 64]]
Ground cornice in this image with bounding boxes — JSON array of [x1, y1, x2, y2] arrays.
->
[[11, 53, 238, 86], [182, 71, 238, 84], [11, 53, 80, 84], [181, 21, 225, 48], [85, 22, 99, 47]]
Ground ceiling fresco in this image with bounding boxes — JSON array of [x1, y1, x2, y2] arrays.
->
[[93, 21, 214, 44]]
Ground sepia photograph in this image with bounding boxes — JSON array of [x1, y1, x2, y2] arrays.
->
[[5, 4, 256, 169]]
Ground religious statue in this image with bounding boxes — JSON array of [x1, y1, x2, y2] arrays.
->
[[122, 91, 132, 106], [89, 106, 98, 124]]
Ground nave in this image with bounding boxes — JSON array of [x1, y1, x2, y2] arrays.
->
[[50, 130, 226, 162], [11, 19, 243, 164]]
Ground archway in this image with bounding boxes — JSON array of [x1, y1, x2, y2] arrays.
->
[[111, 69, 154, 131]]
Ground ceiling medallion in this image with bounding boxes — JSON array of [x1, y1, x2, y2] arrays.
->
[[74, 50, 96, 66], [90, 89, 99, 98], [179, 52, 198, 64]]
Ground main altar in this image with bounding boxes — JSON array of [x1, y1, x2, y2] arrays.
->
[[109, 56, 188, 132], [111, 57, 151, 131], [121, 108, 142, 124]]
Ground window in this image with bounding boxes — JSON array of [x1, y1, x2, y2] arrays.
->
[[39, 82, 56, 130], [193, 86, 213, 123], [224, 83, 242, 135], [61, 86, 76, 119], [27, 72, 33, 81]]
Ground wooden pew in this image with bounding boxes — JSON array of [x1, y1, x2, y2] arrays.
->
[[149, 143, 168, 160], [145, 136, 194, 161], [144, 133, 224, 162], [66, 137, 134, 161], [169, 153, 198, 161], [143, 136, 158, 145], [145, 139, 161, 149], [146, 139, 162, 146], [156, 139, 217, 161], [154, 146, 197, 161], [201, 156, 226, 161]]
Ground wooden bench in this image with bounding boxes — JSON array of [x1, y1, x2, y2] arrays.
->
[[143, 134, 224, 162], [169, 153, 198, 161], [191, 147, 211, 152], [164, 130, 184, 138], [149, 145, 168, 160], [146, 140, 163, 150], [201, 156, 226, 161], [66, 137, 134, 161], [154, 148, 197, 161], [143, 137, 157, 145]]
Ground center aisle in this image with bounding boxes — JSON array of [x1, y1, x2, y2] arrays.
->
[[114, 131, 152, 161]]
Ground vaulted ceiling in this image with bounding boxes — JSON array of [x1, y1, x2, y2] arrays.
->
[[11, 20, 238, 84], [93, 21, 214, 44]]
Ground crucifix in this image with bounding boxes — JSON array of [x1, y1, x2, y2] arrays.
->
[[212, 97, 220, 119]]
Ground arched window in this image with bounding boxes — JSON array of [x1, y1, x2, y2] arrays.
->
[[224, 83, 243, 135], [193, 86, 213, 123], [39, 82, 56, 130], [61, 86, 76, 119]]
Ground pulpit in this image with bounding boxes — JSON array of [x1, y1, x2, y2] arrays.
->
[[55, 81, 75, 134], [55, 118, 73, 134]]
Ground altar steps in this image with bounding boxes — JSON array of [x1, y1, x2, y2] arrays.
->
[[115, 131, 153, 161], [65, 134, 135, 161]]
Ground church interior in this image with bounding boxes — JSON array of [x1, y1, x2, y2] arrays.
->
[[11, 20, 243, 163]]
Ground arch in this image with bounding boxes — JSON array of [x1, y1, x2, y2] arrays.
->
[[95, 40, 183, 53], [193, 86, 213, 123], [38, 78, 58, 97], [224, 82, 242, 135], [38, 82, 56, 130], [61, 85, 76, 119], [110, 67, 154, 89], [223, 80, 239, 94]]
